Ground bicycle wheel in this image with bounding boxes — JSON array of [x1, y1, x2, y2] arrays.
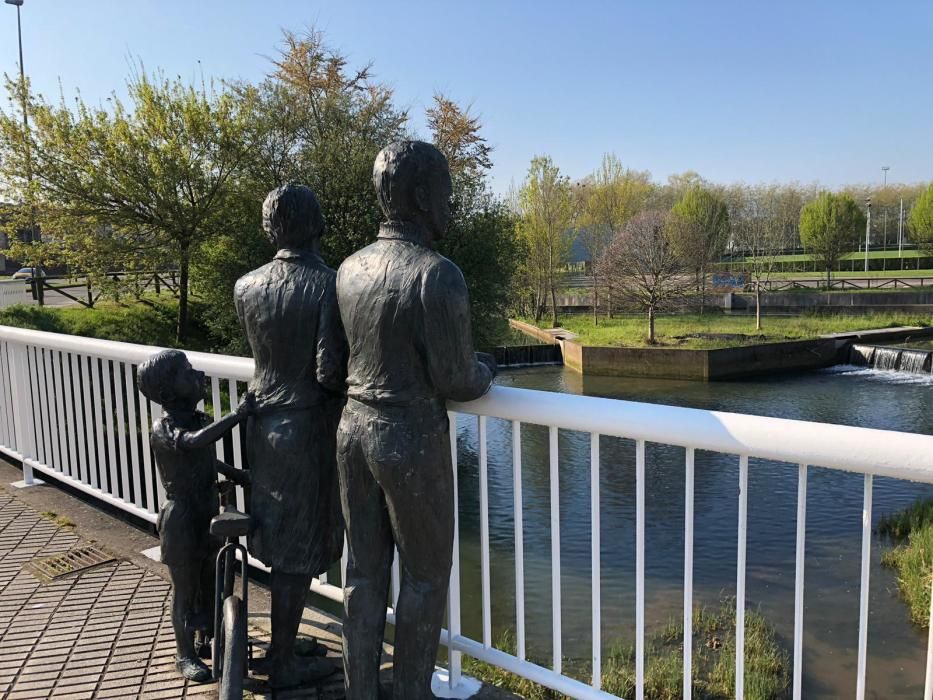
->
[[217, 594, 247, 700]]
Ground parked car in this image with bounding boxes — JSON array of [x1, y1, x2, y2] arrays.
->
[[11, 267, 45, 280]]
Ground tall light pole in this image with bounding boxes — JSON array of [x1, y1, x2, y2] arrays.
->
[[5, 0, 42, 304], [881, 167, 890, 266], [864, 197, 872, 273]]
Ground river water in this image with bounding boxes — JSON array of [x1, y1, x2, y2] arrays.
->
[[451, 364, 933, 698]]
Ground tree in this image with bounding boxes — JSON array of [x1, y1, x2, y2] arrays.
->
[[799, 192, 865, 288], [668, 186, 729, 313], [516, 156, 576, 327], [191, 28, 408, 352], [0, 71, 251, 342], [908, 182, 933, 254], [427, 94, 519, 348], [577, 153, 653, 323], [730, 186, 794, 330], [597, 210, 690, 343]]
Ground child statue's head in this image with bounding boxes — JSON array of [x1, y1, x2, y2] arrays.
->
[[138, 349, 205, 409]]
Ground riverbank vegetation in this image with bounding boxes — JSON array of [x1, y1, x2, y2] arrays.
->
[[0, 297, 216, 352], [879, 498, 933, 628], [464, 601, 790, 699], [540, 312, 929, 349]]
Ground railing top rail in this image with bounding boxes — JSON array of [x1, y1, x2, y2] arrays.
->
[[4, 324, 932, 483], [453, 385, 933, 483]]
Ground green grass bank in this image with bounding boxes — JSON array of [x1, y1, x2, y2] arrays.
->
[[464, 601, 790, 699], [879, 498, 933, 629], [550, 312, 930, 350]]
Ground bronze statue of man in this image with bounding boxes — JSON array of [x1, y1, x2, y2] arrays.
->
[[234, 184, 345, 688], [336, 141, 495, 698]]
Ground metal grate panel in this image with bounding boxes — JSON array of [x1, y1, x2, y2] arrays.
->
[[28, 544, 116, 582]]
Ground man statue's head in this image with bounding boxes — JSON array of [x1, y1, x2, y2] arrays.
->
[[262, 184, 325, 250], [373, 141, 453, 242]]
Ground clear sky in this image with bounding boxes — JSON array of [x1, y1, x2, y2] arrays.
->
[[1, 0, 930, 194]]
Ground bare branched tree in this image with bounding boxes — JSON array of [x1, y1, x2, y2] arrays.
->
[[730, 186, 795, 330], [596, 210, 692, 343]]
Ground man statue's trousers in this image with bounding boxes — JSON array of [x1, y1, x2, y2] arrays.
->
[[337, 398, 454, 699]]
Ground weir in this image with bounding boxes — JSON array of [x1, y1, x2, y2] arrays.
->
[[492, 343, 563, 368], [847, 343, 932, 374]]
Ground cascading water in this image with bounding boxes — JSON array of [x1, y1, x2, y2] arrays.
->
[[842, 343, 932, 375], [848, 344, 875, 366], [899, 350, 930, 374], [873, 347, 902, 371]]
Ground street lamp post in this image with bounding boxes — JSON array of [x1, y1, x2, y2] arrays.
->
[[5, 0, 42, 303], [881, 167, 890, 269], [864, 197, 872, 273]]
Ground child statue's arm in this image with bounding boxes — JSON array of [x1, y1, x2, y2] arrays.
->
[[174, 393, 255, 451], [216, 460, 250, 486]]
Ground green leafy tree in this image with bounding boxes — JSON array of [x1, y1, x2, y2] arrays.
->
[[668, 186, 729, 312], [0, 71, 252, 341], [191, 28, 408, 352], [577, 153, 653, 323], [516, 156, 576, 327], [909, 182, 933, 254], [799, 192, 865, 287], [427, 94, 519, 349]]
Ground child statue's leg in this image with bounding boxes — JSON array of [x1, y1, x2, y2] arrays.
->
[[169, 563, 211, 682]]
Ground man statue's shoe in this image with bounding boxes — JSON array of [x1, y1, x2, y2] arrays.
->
[[176, 655, 211, 683], [269, 655, 336, 689], [294, 636, 328, 657]]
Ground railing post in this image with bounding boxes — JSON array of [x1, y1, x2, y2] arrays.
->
[[8, 340, 40, 487]]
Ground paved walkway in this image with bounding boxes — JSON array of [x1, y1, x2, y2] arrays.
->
[[0, 493, 217, 699], [0, 461, 512, 700]]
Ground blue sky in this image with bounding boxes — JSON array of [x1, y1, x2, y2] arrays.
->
[[1, 1, 930, 194]]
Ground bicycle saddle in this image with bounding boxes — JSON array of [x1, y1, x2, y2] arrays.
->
[[210, 509, 252, 539]]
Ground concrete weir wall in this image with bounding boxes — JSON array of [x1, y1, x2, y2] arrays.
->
[[561, 338, 842, 380]]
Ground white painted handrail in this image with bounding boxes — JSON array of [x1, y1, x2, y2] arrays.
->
[[2, 324, 933, 700], [452, 384, 933, 482]]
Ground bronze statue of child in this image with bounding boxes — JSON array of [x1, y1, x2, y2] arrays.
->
[[138, 349, 252, 682]]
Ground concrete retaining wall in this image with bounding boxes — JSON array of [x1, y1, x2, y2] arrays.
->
[[561, 338, 842, 380]]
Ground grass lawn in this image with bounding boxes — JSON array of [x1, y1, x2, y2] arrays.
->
[[0, 296, 219, 353], [766, 268, 933, 280], [544, 312, 931, 349], [728, 249, 925, 264]]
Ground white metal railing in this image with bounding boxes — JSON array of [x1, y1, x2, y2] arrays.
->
[[2, 325, 933, 699]]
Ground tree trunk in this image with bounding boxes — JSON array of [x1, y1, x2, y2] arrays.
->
[[607, 286, 613, 319], [755, 284, 762, 331], [699, 264, 706, 315], [549, 276, 558, 328], [592, 275, 598, 326], [648, 305, 655, 344], [176, 241, 190, 343]]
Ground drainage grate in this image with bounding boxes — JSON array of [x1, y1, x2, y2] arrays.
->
[[28, 545, 116, 582]]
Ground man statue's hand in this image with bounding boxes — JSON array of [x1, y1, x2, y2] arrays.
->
[[475, 352, 498, 378], [236, 391, 257, 418]]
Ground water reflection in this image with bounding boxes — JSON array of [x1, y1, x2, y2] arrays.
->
[[453, 366, 933, 697]]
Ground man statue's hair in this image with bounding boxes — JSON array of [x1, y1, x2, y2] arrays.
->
[[373, 141, 449, 221], [262, 184, 325, 249], [137, 349, 187, 405]]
